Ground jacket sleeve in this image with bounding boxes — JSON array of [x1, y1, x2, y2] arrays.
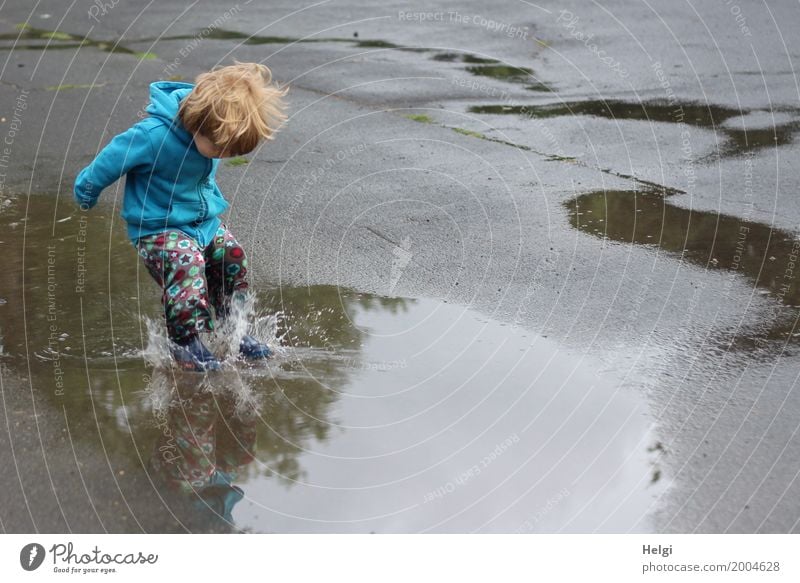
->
[[73, 124, 153, 209]]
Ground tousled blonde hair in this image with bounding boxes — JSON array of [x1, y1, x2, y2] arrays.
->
[[178, 61, 288, 156]]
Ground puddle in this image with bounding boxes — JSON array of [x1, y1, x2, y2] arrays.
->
[[1, 23, 549, 92], [0, 24, 415, 54], [564, 188, 800, 347], [191, 29, 407, 49], [432, 53, 499, 64], [464, 65, 551, 92], [468, 100, 800, 158], [465, 65, 529, 82], [196, 29, 305, 45], [0, 23, 155, 58], [197, 30, 542, 86], [0, 194, 664, 532]]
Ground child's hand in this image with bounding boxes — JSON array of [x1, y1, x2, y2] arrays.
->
[[74, 190, 97, 210]]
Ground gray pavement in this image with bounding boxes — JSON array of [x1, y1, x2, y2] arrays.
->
[[1, 0, 799, 533]]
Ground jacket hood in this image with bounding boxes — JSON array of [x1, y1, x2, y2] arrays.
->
[[74, 79, 228, 248], [145, 81, 195, 143]]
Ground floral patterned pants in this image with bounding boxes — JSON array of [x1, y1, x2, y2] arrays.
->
[[149, 389, 257, 495], [137, 224, 248, 342]]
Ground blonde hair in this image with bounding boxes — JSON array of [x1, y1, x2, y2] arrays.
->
[[178, 61, 289, 156]]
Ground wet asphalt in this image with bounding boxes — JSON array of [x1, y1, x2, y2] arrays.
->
[[1, 0, 799, 533]]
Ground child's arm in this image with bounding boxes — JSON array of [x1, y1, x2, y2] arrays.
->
[[73, 124, 153, 210]]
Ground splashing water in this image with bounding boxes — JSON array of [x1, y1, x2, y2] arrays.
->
[[141, 291, 285, 367], [206, 290, 285, 361], [139, 291, 286, 415], [141, 317, 174, 370]]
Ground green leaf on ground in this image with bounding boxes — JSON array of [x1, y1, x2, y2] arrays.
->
[[452, 127, 486, 139], [41, 31, 74, 40], [404, 114, 434, 123], [225, 157, 249, 167]]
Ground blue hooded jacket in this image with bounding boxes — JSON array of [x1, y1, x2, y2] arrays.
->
[[73, 81, 229, 247]]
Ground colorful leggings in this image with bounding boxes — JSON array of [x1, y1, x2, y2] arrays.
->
[[149, 389, 257, 495], [137, 224, 248, 342]]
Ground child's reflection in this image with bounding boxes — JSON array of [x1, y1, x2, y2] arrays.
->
[[148, 374, 257, 526]]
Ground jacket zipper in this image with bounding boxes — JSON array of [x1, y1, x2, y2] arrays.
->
[[195, 158, 212, 224]]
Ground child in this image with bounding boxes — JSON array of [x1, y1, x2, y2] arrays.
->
[[74, 62, 288, 371]]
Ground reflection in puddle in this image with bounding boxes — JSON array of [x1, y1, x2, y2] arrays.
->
[[147, 373, 257, 525], [231, 295, 665, 533], [0, 194, 664, 532], [468, 100, 800, 159], [564, 188, 800, 347]]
